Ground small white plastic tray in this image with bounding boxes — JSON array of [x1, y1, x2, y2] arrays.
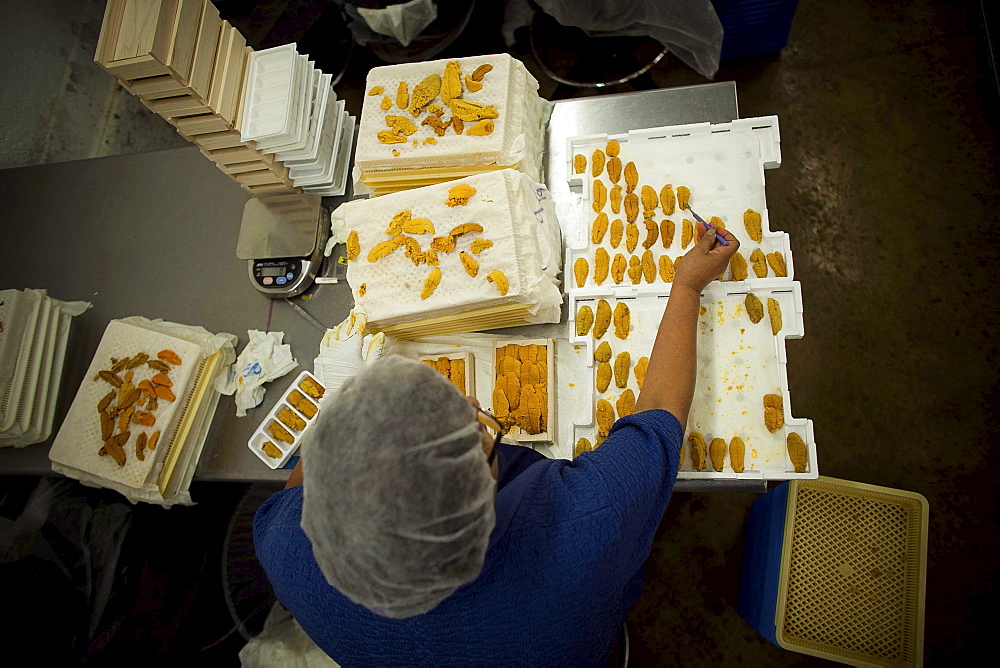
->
[[10, 295, 53, 437], [302, 111, 355, 196], [38, 311, 73, 444], [248, 370, 326, 469], [240, 44, 306, 144], [0, 299, 66, 446], [256, 55, 314, 153], [311, 112, 356, 197], [276, 72, 333, 163], [285, 96, 341, 171], [289, 101, 345, 185], [0, 294, 51, 442]]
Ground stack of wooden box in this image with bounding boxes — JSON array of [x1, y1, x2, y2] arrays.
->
[[94, 0, 298, 197]]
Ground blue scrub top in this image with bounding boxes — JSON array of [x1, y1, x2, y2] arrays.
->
[[254, 409, 683, 666]]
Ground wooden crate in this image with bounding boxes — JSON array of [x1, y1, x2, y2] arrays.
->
[[145, 94, 213, 119], [491, 339, 555, 443], [95, 1, 303, 199], [172, 112, 231, 135], [418, 353, 476, 398], [245, 182, 300, 196], [183, 128, 246, 150], [207, 25, 249, 125], [204, 145, 274, 166], [187, 0, 221, 100], [124, 74, 195, 99], [220, 160, 276, 175], [235, 166, 292, 187], [95, 0, 204, 82]]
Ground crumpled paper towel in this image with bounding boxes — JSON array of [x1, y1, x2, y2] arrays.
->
[[324, 205, 350, 257], [216, 330, 298, 416], [356, 0, 437, 47]]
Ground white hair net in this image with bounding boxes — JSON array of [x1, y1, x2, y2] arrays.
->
[[300, 354, 495, 619]]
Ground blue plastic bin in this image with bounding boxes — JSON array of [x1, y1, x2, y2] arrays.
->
[[737, 480, 789, 645], [712, 0, 800, 61]]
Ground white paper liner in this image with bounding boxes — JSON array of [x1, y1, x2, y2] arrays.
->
[[334, 169, 562, 328], [50, 317, 237, 507]]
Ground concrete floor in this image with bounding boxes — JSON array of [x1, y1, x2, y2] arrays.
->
[[1, 0, 998, 664], [0, 0, 186, 169], [624, 2, 1000, 665]]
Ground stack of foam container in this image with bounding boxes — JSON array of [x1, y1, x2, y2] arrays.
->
[[239, 44, 355, 197], [0, 289, 89, 447]]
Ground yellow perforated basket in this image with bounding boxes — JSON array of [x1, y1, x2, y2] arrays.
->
[[775, 477, 928, 666]]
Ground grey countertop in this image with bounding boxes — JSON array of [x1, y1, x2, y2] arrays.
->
[[0, 82, 760, 491]]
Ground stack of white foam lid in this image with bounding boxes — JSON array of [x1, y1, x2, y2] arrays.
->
[[0, 289, 90, 447], [239, 44, 355, 196], [562, 117, 818, 481]]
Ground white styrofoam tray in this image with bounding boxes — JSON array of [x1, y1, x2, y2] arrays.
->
[[302, 111, 355, 195], [248, 370, 326, 469], [256, 56, 315, 154], [568, 285, 816, 479], [0, 297, 55, 442], [8, 295, 52, 438], [326, 112, 356, 196], [1, 292, 81, 447], [288, 101, 345, 185], [563, 117, 816, 480], [563, 116, 792, 299], [240, 44, 307, 144], [38, 311, 73, 445], [277, 72, 334, 163], [0, 293, 52, 441]]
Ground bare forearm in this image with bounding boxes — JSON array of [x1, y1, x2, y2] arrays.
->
[[634, 284, 701, 429], [285, 458, 303, 488]]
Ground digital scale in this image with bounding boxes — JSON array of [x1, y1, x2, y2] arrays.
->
[[236, 194, 330, 298]]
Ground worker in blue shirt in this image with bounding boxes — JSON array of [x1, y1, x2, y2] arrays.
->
[[254, 224, 740, 665]]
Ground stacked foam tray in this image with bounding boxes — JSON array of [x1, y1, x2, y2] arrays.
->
[[353, 54, 549, 197], [563, 117, 818, 482], [49, 318, 234, 507], [0, 290, 89, 447], [239, 44, 355, 196]]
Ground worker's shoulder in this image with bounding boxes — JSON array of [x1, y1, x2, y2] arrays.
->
[[253, 485, 305, 538]]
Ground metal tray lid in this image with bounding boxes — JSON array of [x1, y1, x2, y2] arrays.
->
[[236, 194, 323, 260]]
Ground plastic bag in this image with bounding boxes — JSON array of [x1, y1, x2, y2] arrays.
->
[[0, 478, 132, 653], [356, 0, 438, 47], [503, 0, 724, 79], [239, 603, 338, 668]]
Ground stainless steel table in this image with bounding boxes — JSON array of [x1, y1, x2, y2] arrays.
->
[[0, 82, 756, 491]]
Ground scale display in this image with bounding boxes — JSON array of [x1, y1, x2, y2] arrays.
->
[[251, 258, 303, 289]]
